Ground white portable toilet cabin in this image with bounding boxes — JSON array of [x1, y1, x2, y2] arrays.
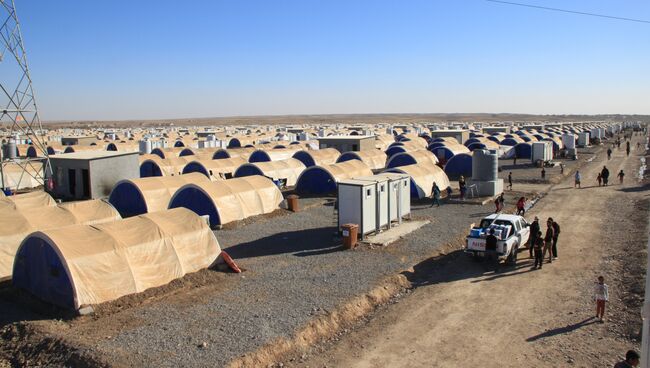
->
[[352, 175, 390, 231], [374, 172, 411, 224], [337, 179, 380, 237], [531, 141, 553, 163], [577, 132, 590, 147]]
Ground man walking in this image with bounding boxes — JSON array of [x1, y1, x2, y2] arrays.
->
[[544, 218, 555, 263], [550, 218, 560, 260], [618, 170, 625, 184], [528, 216, 540, 258], [607, 148, 613, 160], [602, 166, 610, 186], [430, 182, 441, 207], [626, 141, 631, 157], [507, 172, 513, 191], [574, 170, 581, 188]]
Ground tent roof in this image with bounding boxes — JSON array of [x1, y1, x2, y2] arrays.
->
[[0, 191, 56, 211]]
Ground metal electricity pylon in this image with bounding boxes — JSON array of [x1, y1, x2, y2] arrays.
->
[[0, 0, 50, 191]]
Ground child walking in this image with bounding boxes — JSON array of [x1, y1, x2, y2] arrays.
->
[[594, 276, 609, 322]]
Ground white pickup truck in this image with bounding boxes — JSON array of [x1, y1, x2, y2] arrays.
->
[[465, 214, 531, 265]]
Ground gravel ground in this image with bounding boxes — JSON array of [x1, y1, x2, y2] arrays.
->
[[90, 199, 487, 367]]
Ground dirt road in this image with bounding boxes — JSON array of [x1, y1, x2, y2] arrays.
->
[[299, 139, 647, 368]]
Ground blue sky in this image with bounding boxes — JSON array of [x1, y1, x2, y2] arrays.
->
[[14, 0, 650, 120]]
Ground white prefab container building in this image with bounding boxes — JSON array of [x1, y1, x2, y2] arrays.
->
[[337, 179, 380, 237], [375, 172, 411, 223], [532, 141, 553, 163]]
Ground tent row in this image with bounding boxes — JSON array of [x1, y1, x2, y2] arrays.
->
[[140, 148, 391, 183], [109, 174, 284, 228]]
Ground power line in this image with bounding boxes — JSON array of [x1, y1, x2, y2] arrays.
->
[[486, 0, 650, 24]]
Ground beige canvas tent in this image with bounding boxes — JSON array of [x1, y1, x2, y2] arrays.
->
[[139, 156, 194, 177], [182, 157, 247, 180], [169, 175, 284, 228], [335, 149, 387, 171], [292, 148, 340, 167], [0, 191, 56, 210], [234, 158, 306, 187], [0, 199, 121, 280], [108, 172, 210, 217], [12, 208, 221, 309], [0, 161, 43, 190], [295, 159, 373, 194], [385, 150, 439, 169], [383, 161, 450, 199]]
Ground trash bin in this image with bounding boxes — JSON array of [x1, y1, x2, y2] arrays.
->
[[341, 223, 359, 249], [286, 194, 299, 212]]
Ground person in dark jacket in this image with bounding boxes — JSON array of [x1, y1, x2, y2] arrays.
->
[[602, 166, 610, 186], [528, 217, 540, 258], [544, 218, 555, 263], [550, 218, 560, 259], [614, 350, 640, 367], [430, 182, 441, 207], [532, 231, 544, 269], [485, 229, 499, 271]]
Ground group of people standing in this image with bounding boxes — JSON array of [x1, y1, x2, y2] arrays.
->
[[528, 216, 560, 269]]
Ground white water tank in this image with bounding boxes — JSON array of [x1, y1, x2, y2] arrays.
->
[[472, 149, 498, 181], [4, 139, 17, 159], [139, 140, 152, 154], [562, 134, 576, 150], [577, 132, 590, 147]]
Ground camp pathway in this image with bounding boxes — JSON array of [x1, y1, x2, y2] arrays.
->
[[299, 138, 646, 368]]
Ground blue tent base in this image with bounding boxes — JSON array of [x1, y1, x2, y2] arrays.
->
[[13, 236, 76, 310], [108, 182, 148, 217], [295, 167, 337, 195], [168, 187, 221, 228]]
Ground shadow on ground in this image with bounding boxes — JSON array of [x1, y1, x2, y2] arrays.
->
[[401, 248, 536, 289], [526, 317, 599, 342], [225, 227, 342, 259]]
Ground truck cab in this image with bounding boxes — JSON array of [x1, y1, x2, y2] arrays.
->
[[465, 214, 530, 264]]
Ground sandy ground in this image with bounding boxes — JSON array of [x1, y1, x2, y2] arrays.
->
[[297, 137, 648, 368]]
